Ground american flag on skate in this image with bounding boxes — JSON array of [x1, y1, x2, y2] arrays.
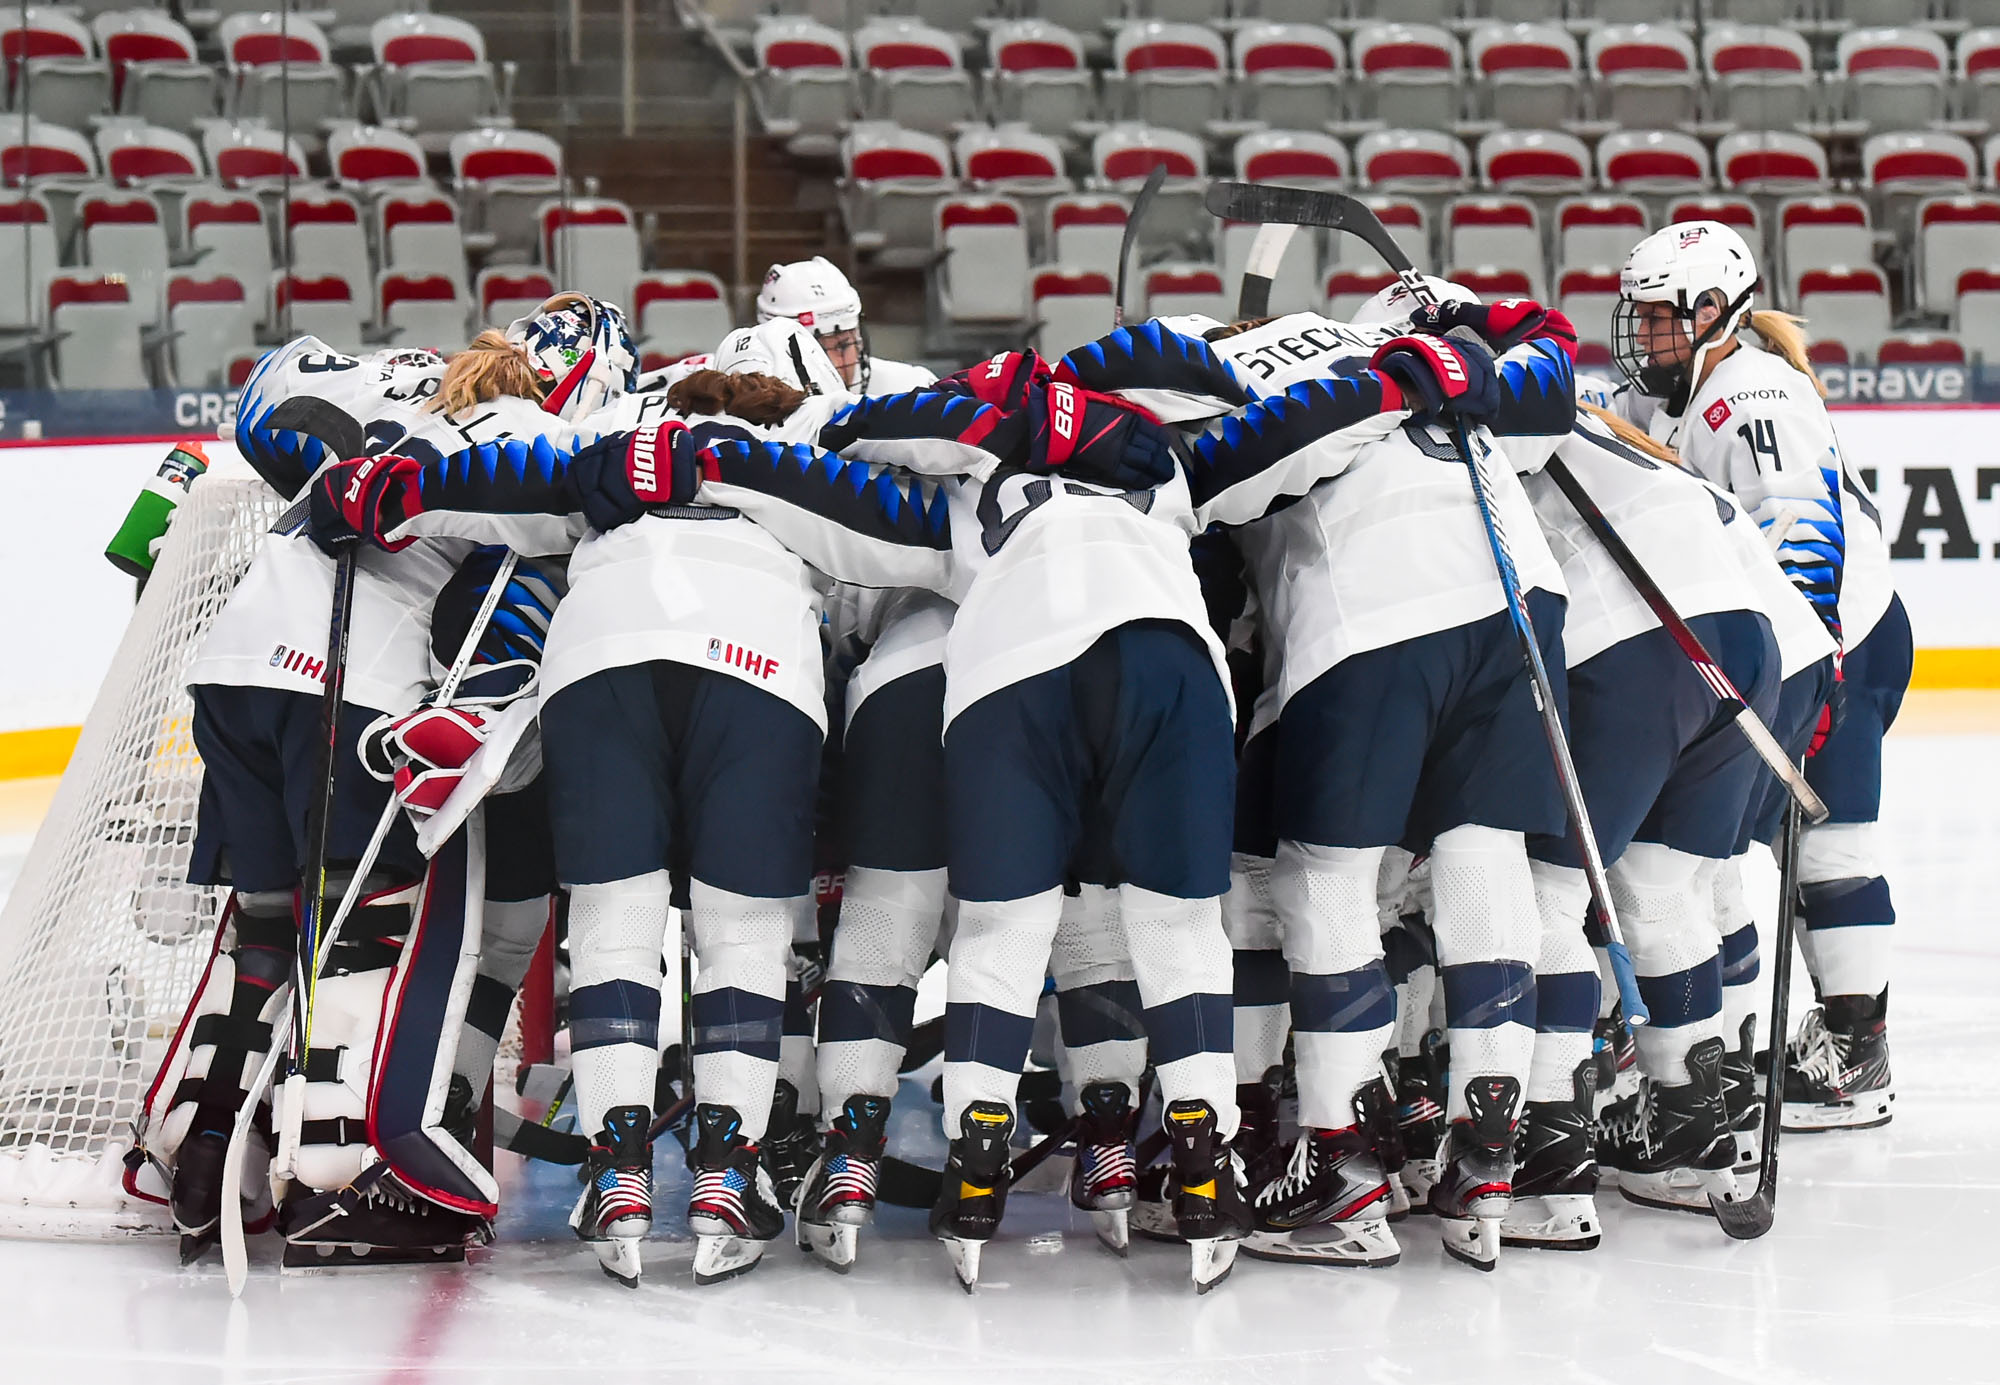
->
[[594, 1166, 651, 1227], [692, 1166, 754, 1231], [820, 1152, 877, 1211], [1078, 1141, 1137, 1195]]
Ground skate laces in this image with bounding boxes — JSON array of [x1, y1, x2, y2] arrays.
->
[[1258, 1132, 1319, 1207], [1790, 1007, 1844, 1082]]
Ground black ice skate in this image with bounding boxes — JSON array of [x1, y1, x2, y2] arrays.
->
[[763, 1078, 819, 1208], [1357, 1068, 1410, 1220], [1164, 1098, 1252, 1293], [1656, 1016, 1768, 1210], [1502, 1060, 1601, 1251], [1429, 1075, 1521, 1271], [1243, 1120, 1400, 1268], [281, 1167, 489, 1272], [569, 1104, 653, 1287], [688, 1103, 786, 1285], [1396, 1030, 1449, 1210], [1784, 994, 1894, 1132], [794, 1093, 890, 1272], [1607, 1037, 1739, 1216], [930, 1101, 1015, 1293], [168, 1096, 276, 1266], [1592, 1003, 1640, 1115], [1068, 1081, 1139, 1256]]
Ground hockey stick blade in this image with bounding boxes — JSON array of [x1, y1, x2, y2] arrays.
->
[[266, 395, 366, 465], [1204, 182, 1413, 276], [1712, 795, 1802, 1239], [1114, 164, 1170, 329], [876, 1154, 945, 1209]]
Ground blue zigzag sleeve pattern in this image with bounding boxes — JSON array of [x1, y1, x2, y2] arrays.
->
[[1059, 322, 1252, 405], [1182, 371, 1396, 513], [818, 390, 1007, 456], [414, 433, 591, 516], [1490, 340, 1576, 438], [703, 440, 952, 551]]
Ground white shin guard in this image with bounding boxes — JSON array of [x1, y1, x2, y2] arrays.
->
[[687, 881, 798, 1144], [1274, 840, 1392, 1131], [1610, 843, 1725, 1086], [1428, 825, 1539, 1123], [567, 872, 672, 1141]]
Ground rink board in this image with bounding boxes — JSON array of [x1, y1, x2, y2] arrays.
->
[[2, 409, 2000, 769]]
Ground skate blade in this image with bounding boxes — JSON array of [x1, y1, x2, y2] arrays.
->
[[1129, 1199, 1184, 1244], [280, 1242, 464, 1272], [693, 1233, 767, 1286], [941, 1236, 982, 1294], [1088, 1208, 1130, 1258], [592, 1236, 643, 1288], [800, 1219, 858, 1272], [1188, 1237, 1237, 1294], [1619, 1169, 1736, 1217], [1781, 1091, 1894, 1133], [1500, 1195, 1601, 1251], [1242, 1219, 1401, 1267], [1439, 1216, 1500, 1271], [1385, 1173, 1412, 1222]]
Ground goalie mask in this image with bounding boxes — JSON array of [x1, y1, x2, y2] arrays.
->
[[756, 256, 870, 392], [714, 318, 847, 397], [505, 292, 638, 421], [1613, 220, 1759, 416]]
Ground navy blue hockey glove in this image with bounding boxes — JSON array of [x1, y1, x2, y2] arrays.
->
[[1023, 379, 1181, 490], [1368, 334, 1501, 423], [307, 454, 425, 554], [564, 423, 701, 532], [1408, 299, 1580, 360]]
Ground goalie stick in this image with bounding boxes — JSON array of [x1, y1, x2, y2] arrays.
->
[[1113, 164, 1170, 329], [1542, 457, 1829, 824], [1710, 793, 1802, 1239], [1204, 180, 1649, 1027]]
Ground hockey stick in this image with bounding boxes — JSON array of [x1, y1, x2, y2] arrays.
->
[[1711, 792, 1801, 1239], [1113, 164, 1169, 329], [1542, 457, 1829, 824], [1236, 220, 1298, 320], [265, 395, 368, 531], [1204, 180, 1648, 1025]]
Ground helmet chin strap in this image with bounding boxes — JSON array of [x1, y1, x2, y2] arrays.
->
[[1662, 283, 1756, 415]]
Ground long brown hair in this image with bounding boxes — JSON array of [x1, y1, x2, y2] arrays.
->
[[666, 369, 810, 425], [428, 330, 545, 414]]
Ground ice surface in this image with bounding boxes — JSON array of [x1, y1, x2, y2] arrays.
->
[[0, 728, 1994, 1384]]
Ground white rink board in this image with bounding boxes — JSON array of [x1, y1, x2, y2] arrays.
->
[[4, 407, 2000, 733], [0, 438, 252, 734]]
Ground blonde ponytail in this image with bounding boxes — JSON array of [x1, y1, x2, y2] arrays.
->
[[1744, 310, 1827, 399], [426, 330, 547, 415], [1580, 400, 1686, 468]]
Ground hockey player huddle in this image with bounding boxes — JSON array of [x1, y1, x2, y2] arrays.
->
[[130, 223, 1908, 1295]]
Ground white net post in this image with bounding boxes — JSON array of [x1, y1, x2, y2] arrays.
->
[[0, 477, 282, 1237]]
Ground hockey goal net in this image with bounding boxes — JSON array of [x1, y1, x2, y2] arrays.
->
[[0, 475, 283, 1237]]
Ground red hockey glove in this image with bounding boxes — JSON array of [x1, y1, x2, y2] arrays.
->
[[307, 454, 426, 555], [1368, 334, 1501, 422]]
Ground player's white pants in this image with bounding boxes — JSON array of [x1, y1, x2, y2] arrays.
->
[[815, 865, 949, 1126], [1273, 840, 1393, 1131], [1610, 843, 1725, 1086], [1428, 825, 1539, 1123]]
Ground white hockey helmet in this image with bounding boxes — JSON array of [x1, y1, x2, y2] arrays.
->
[[714, 317, 847, 397], [1614, 220, 1759, 412], [1350, 275, 1482, 326], [1153, 312, 1227, 339], [755, 256, 870, 390], [504, 291, 639, 420]]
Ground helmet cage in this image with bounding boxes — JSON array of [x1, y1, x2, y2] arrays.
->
[[1611, 280, 1755, 414]]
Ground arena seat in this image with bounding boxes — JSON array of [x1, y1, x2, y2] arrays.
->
[[1470, 22, 1582, 132], [0, 193, 59, 333], [477, 266, 556, 329], [1717, 130, 1830, 196], [1031, 265, 1115, 360], [1447, 197, 1544, 300], [48, 272, 147, 387], [841, 121, 957, 267], [856, 18, 975, 135], [1352, 24, 1463, 132], [378, 188, 468, 298], [1555, 197, 1650, 273], [1916, 195, 2000, 318], [1837, 27, 1949, 133], [1954, 267, 2000, 362], [369, 12, 514, 153], [2, 9, 107, 130], [165, 273, 254, 388], [936, 196, 1031, 323], [329, 123, 429, 194], [379, 271, 470, 350], [1358, 128, 1470, 195], [1778, 196, 1871, 308], [1703, 25, 1815, 131], [986, 19, 1095, 138], [755, 17, 855, 158], [1142, 262, 1227, 323], [540, 197, 643, 314], [272, 271, 362, 353], [1047, 194, 1128, 281], [1479, 129, 1593, 196], [1235, 24, 1345, 133], [1110, 21, 1228, 137], [78, 187, 167, 324], [1589, 23, 1700, 131], [632, 270, 732, 357], [1795, 264, 1892, 361], [93, 10, 213, 134]]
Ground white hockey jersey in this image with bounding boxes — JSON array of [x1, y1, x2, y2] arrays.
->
[[540, 390, 835, 730], [1200, 314, 1569, 714], [1615, 344, 1894, 650], [187, 340, 586, 715]]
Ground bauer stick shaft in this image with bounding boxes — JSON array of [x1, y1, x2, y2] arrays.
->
[[1114, 164, 1169, 329]]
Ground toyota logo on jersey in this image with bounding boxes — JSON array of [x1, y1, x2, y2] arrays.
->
[[1704, 398, 1732, 431]]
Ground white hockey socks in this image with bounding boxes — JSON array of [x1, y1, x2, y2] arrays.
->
[[1525, 860, 1600, 1105], [1223, 852, 1289, 1084], [1122, 884, 1238, 1139], [1610, 843, 1725, 1086], [1797, 821, 1896, 1001], [568, 873, 672, 1140], [453, 895, 552, 1095], [780, 895, 821, 1121], [816, 865, 948, 1125], [1274, 840, 1393, 1132], [1050, 884, 1146, 1110], [1710, 854, 1763, 1054], [1428, 825, 1538, 1123], [941, 886, 1063, 1134], [687, 881, 796, 1144]]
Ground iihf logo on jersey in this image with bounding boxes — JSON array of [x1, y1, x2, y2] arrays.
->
[[707, 637, 780, 680], [269, 643, 327, 684]]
